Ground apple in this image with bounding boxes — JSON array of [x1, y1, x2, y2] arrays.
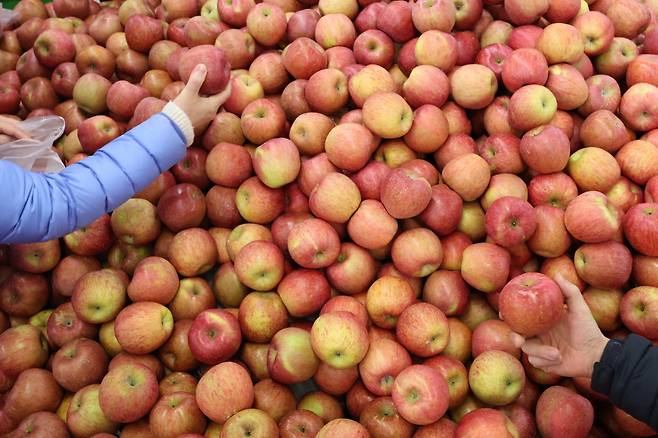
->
[[410, 0, 455, 32], [450, 64, 498, 110], [304, 68, 349, 115], [484, 196, 536, 248], [238, 292, 288, 343], [267, 326, 319, 384], [114, 302, 174, 354], [624, 203, 658, 257], [126, 256, 178, 305], [582, 287, 623, 332], [3, 368, 62, 428], [508, 84, 558, 132], [63, 214, 114, 256], [575, 241, 632, 289], [311, 311, 369, 369], [196, 362, 254, 423], [277, 269, 331, 317], [499, 272, 564, 337], [579, 110, 627, 155], [359, 396, 415, 437], [234, 240, 284, 291], [471, 319, 519, 358], [182, 16, 221, 47], [316, 419, 369, 438], [414, 30, 457, 72], [616, 140, 658, 185], [66, 384, 119, 437], [594, 37, 639, 80], [348, 64, 396, 108], [8, 412, 69, 438], [71, 268, 127, 325], [526, 205, 571, 258], [358, 339, 412, 397], [241, 98, 286, 144], [536, 23, 584, 66], [460, 242, 510, 294], [564, 191, 621, 243], [324, 122, 377, 172], [226, 223, 273, 260], [252, 138, 300, 189], [159, 372, 197, 396], [205, 186, 242, 229], [468, 350, 525, 406], [568, 146, 621, 194], [394, 302, 448, 357], [157, 183, 206, 232], [391, 364, 449, 426], [52, 338, 108, 392], [455, 408, 519, 437], [288, 218, 341, 268], [248, 52, 288, 96], [178, 45, 231, 95], [168, 227, 218, 277], [169, 277, 216, 321], [149, 392, 207, 438], [33, 29, 75, 68], [536, 386, 594, 438], [572, 11, 615, 57], [53, 0, 89, 18], [353, 29, 395, 68], [0, 324, 48, 379], [633, 255, 658, 287], [98, 362, 159, 423], [527, 172, 578, 209], [0, 271, 48, 319], [390, 228, 443, 278], [279, 410, 324, 438], [73, 72, 111, 115], [620, 286, 658, 339], [47, 301, 97, 347]]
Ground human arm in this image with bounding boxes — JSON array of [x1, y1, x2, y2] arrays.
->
[[510, 275, 658, 431], [0, 65, 231, 244]]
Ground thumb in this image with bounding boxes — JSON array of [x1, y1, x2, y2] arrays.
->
[[510, 332, 526, 348], [182, 64, 208, 96], [555, 273, 589, 314], [206, 82, 233, 108]]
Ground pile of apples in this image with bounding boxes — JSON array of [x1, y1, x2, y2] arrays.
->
[[1, 0, 658, 436]]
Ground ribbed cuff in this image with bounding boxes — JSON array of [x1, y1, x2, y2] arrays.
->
[[161, 101, 194, 147]]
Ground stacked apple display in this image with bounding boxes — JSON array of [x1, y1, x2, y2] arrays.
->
[[1, 0, 658, 436]]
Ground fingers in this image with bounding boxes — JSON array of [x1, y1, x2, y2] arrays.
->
[[555, 273, 590, 315], [0, 121, 29, 140], [521, 338, 561, 361], [182, 64, 208, 96], [206, 82, 233, 108], [526, 355, 561, 370], [510, 332, 525, 349]]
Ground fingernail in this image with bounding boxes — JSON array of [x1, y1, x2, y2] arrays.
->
[[198, 64, 207, 72]]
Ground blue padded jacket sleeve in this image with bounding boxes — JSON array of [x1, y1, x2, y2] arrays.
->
[[0, 113, 186, 244]]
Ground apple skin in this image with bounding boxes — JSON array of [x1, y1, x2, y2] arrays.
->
[[564, 191, 621, 243], [267, 327, 319, 384], [311, 311, 369, 369], [362, 91, 413, 139], [442, 153, 491, 202], [391, 228, 443, 278], [536, 386, 594, 438], [468, 350, 525, 406], [391, 364, 449, 426], [195, 362, 254, 424], [366, 276, 416, 329], [359, 396, 415, 438], [2, 368, 62, 427], [51, 254, 101, 298], [277, 269, 331, 317], [485, 197, 537, 248], [461, 242, 511, 293], [624, 203, 658, 257], [159, 372, 197, 396], [246, 3, 287, 47], [633, 255, 658, 288], [616, 140, 658, 186], [106, 80, 150, 121], [455, 408, 520, 437], [620, 286, 658, 340], [471, 319, 520, 358], [325, 122, 378, 172], [33, 28, 75, 68], [71, 268, 127, 325], [579, 109, 628, 154], [8, 412, 69, 438], [149, 391, 207, 438], [279, 409, 324, 438], [114, 302, 174, 355], [188, 309, 241, 365], [450, 63, 498, 110], [396, 302, 449, 357], [520, 125, 570, 174], [508, 84, 558, 132], [288, 218, 341, 269], [66, 383, 119, 437], [499, 273, 564, 337], [77, 115, 122, 154], [238, 292, 288, 343], [574, 241, 632, 289], [178, 45, 231, 96]]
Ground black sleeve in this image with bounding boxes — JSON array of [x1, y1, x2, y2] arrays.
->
[[591, 334, 658, 431]]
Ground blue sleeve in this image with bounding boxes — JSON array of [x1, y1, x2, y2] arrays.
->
[[0, 113, 187, 244]]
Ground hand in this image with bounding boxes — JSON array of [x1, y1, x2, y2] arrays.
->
[[509, 274, 609, 378], [173, 64, 232, 131], [0, 115, 29, 142]]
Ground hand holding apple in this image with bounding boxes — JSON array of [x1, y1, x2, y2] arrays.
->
[[173, 64, 232, 132], [509, 274, 609, 379]]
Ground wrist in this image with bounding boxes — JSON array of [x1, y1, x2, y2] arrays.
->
[[587, 336, 611, 377], [161, 102, 194, 147]]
